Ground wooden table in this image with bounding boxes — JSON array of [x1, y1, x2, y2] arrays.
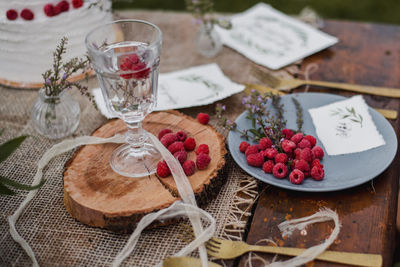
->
[[237, 20, 400, 267], [124, 11, 399, 266]]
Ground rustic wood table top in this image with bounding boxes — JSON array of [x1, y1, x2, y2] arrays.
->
[[121, 11, 400, 266]]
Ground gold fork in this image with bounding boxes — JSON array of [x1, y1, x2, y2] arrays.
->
[[251, 67, 400, 98], [244, 83, 398, 120], [205, 237, 382, 267]]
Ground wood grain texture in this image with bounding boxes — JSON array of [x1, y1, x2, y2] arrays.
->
[[239, 20, 400, 267], [64, 111, 227, 233]]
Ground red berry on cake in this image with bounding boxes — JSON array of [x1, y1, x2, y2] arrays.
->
[[197, 113, 210, 125], [72, 0, 84, 9], [43, 4, 55, 17], [158, 128, 172, 140], [196, 153, 211, 170], [6, 9, 18, 20], [183, 137, 196, 151], [289, 169, 305, 184], [57, 1, 70, 12], [272, 163, 288, 179], [156, 161, 171, 178], [20, 9, 34, 20], [239, 141, 250, 153], [195, 144, 209, 155], [246, 153, 264, 167], [182, 160, 196, 176]]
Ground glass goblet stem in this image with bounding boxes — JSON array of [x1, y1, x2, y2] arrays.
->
[[125, 121, 146, 151]]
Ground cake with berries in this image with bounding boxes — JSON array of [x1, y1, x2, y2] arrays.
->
[[0, 0, 112, 87]]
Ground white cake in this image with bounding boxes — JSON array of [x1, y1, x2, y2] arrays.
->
[[0, 0, 112, 86]]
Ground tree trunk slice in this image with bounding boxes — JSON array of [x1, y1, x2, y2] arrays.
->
[[64, 110, 227, 233]]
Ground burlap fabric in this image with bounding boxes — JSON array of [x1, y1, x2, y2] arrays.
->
[[0, 10, 301, 266]]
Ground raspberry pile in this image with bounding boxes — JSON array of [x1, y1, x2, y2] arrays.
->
[[156, 128, 211, 178], [240, 129, 325, 185]]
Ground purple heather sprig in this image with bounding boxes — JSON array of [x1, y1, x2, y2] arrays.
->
[[42, 37, 96, 108], [216, 90, 287, 143]]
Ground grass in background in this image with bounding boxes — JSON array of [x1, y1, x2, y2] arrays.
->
[[114, 0, 400, 25]]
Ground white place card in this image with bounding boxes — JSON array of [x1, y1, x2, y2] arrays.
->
[[308, 95, 385, 155], [215, 3, 338, 70], [93, 63, 244, 118]]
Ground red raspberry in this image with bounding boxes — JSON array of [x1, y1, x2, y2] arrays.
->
[[246, 153, 264, 167], [311, 159, 324, 168], [275, 153, 288, 164], [53, 5, 61, 15], [57, 0, 70, 12], [312, 146, 324, 159], [196, 153, 211, 170], [176, 130, 187, 141], [262, 160, 274, 173], [281, 139, 296, 153], [294, 159, 310, 173], [264, 148, 277, 159], [182, 160, 196, 176], [184, 137, 196, 151], [304, 135, 317, 147], [311, 165, 324, 181], [281, 128, 294, 139], [6, 9, 18, 20], [289, 169, 305, 184], [43, 4, 55, 17], [174, 150, 187, 165], [291, 159, 298, 170], [290, 133, 304, 144], [245, 145, 259, 157], [160, 133, 177, 148], [156, 161, 171, 178], [168, 141, 184, 154], [131, 62, 150, 79], [258, 137, 272, 150], [239, 141, 250, 153], [272, 163, 288, 179], [297, 138, 311, 149], [158, 128, 172, 140], [195, 144, 209, 155], [120, 54, 140, 70], [20, 9, 34, 20], [299, 148, 312, 162], [72, 0, 84, 8], [294, 148, 302, 159], [197, 113, 210, 125]]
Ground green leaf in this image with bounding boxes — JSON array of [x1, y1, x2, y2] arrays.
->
[[0, 135, 27, 163], [0, 183, 16, 195], [0, 176, 45, 191]]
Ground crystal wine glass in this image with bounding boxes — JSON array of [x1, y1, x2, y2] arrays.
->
[[86, 20, 162, 177]]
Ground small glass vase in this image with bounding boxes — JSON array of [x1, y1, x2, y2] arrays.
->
[[31, 88, 80, 139], [195, 22, 222, 58]]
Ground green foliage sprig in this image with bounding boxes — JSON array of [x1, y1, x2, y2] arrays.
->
[[42, 37, 96, 107], [0, 130, 44, 195]]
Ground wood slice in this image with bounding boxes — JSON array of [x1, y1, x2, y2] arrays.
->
[[64, 110, 227, 233]]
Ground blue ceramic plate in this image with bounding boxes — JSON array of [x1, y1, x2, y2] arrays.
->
[[228, 93, 398, 192]]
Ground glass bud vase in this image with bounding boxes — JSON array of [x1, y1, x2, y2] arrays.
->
[[195, 22, 222, 58], [31, 88, 80, 139]]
